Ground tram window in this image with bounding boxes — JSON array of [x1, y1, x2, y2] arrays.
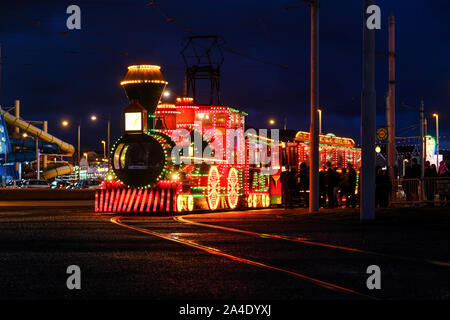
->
[[289, 146, 297, 167], [303, 145, 310, 165], [346, 151, 354, 167], [327, 149, 334, 165], [216, 113, 227, 125], [355, 152, 362, 169], [337, 150, 344, 168]]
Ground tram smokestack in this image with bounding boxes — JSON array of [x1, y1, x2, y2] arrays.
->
[[120, 65, 168, 115]]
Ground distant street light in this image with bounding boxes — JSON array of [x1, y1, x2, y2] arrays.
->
[[91, 114, 111, 165], [375, 145, 381, 153], [163, 90, 170, 98], [269, 119, 276, 126], [62, 120, 81, 166]]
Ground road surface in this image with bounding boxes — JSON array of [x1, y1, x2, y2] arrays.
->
[[0, 202, 448, 300]]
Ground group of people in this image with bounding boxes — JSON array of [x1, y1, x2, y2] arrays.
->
[[281, 161, 358, 209], [280, 158, 450, 209], [404, 158, 450, 178], [319, 162, 358, 209]]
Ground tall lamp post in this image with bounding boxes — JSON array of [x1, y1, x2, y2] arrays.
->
[[91, 114, 111, 163], [308, 0, 320, 213], [361, 0, 377, 221], [101, 140, 106, 159], [433, 113, 439, 167], [62, 120, 81, 166]]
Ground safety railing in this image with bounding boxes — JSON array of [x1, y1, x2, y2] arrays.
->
[[391, 178, 421, 204], [391, 177, 450, 206]]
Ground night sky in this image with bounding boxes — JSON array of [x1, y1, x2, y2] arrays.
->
[[0, 0, 449, 152]]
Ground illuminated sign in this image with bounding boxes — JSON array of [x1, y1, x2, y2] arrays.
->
[[425, 135, 436, 158], [125, 112, 142, 132]]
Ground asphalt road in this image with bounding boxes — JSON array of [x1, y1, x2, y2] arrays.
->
[[0, 202, 449, 300]]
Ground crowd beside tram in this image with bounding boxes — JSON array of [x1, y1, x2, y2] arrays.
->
[[280, 158, 450, 209], [280, 161, 358, 209]]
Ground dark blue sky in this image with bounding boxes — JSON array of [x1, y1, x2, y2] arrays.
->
[[0, 0, 449, 151]]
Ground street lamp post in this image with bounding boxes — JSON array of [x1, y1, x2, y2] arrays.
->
[[308, 0, 320, 213], [433, 113, 439, 167], [91, 114, 111, 163], [361, 0, 377, 220], [101, 140, 106, 159], [62, 120, 81, 166]]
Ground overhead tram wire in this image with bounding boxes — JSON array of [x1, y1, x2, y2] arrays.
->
[[146, 1, 349, 92]]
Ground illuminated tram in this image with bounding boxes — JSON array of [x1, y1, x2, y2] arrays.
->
[[94, 65, 361, 214]]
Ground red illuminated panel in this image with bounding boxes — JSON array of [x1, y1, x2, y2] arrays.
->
[[227, 168, 239, 209], [166, 188, 171, 212], [133, 189, 143, 212], [103, 189, 110, 212], [99, 190, 104, 213], [95, 191, 99, 212], [108, 189, 115, 212], [207, 166, 220, 210], [121, 189, 132, 213], [139, 189, 148, 213], [153, 190, 160, 212], [146, 190, 154, 212], [114, 189, 125, 212], [127, 189, 137, 213], [160, 189, 166, 212]]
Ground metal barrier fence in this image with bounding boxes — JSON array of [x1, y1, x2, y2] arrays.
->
[[391, 177, 450, 206]]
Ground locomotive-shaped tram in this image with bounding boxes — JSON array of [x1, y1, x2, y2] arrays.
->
[[95, 65, 361, 214]]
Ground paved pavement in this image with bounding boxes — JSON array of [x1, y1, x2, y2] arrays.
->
[[0, 203, 448, 300]]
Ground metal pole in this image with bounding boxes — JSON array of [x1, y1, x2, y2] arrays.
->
[[420, 100, 424, 181], [318, 109, 322, 135], [0, 43, 2, 104], [361, 0, 377, 221], [436, 116, 439, 167], [387, 13, 396, 180], [43, 120, 48, 169], [107, 115, 110, 158], [14, 100, 20, 176], [36, 137, 40, 180], [309, 0, 320, 213], [77, 123, 81, 166]]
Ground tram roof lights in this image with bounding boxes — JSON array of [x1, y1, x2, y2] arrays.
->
[[127, 65, 161, 70]]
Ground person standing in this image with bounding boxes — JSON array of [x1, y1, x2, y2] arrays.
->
[[281, 168, 290, 209], [319, 166, 327, 208], [347, 163, 357, 208], [325, 162, 337, 208], [299, 162, 309, 208]]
